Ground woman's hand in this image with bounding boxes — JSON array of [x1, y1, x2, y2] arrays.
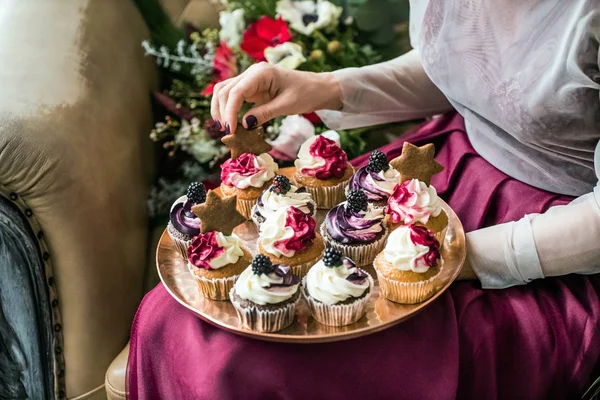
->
[[211, 62, 342, 134]]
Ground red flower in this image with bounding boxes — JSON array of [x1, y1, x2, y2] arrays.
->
[[240, 17, 292, 61], [302, 112, 322, 124], [202, 42, 238, 96]]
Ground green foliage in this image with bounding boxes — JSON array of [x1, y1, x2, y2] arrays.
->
[[229, 0, 279, 20], [132, 0, 184, 49], [583, 376, 600, 400]]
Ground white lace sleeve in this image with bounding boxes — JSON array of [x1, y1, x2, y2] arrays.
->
[[315, 49, 453, 130], [468, 140, 600, 289]]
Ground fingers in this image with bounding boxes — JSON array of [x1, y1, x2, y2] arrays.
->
[[242, 93, 294, 128], [210, 75, 242, 132]]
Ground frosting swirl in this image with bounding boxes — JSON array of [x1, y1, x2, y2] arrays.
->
[[221, 152, 278, 189], [234, 264, 300, 305], [187, 231, 244, 270], [385, 179, 442, 225], [348, 165, 400, 201], [306, 258, 370, 305], [325, 202, 384, 244], [294, 135, 347, 180], [260, 206, 316, 257], [253, 185, 316, 224], [384, 225, 441, 273], [169, 195, 201, 236]]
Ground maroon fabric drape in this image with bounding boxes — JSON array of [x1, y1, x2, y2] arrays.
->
[[128, 113, 600, 399]]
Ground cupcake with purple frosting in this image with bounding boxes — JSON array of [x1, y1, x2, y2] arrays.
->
[[167, 182, 206, 260], [230, 254, 301, 332], [303, 248, 373, 326], [348, 150, 401, 207], [320, 189, 387, 267], [251, 175, 316, 229]]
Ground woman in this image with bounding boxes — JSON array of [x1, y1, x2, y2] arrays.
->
[[128, 1, 600, 399]]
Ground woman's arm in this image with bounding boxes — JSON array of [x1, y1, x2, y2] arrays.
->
[[316, 49, 454, 130]]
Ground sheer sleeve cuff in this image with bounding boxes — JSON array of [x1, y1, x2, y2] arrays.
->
[[467, 215, 544, 289]]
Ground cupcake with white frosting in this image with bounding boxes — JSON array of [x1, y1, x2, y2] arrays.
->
[[293, 135, 354, 209], [385, 178, 448, 242], [229, 254, 301, 332], [167, 182, 206, 260], [251, 175, 316, 229], [373, 224, 443, 304], [303, 248, 373, 326], [258, 205, 325, 277], [187, 231, 252, 300], [348, 150, 400, 207], [220, 152, 279, 219], [321, 189, 387, 266]]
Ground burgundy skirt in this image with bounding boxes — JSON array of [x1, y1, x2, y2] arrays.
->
[[127, 113, 600, 399]]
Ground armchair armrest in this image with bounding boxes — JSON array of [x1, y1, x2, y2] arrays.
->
[[0, 0, 156, 397]]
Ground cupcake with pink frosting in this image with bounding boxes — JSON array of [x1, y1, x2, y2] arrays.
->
[[321, 189, 387, 267], [374, 224, 443, 304], [385, 178, 448, 242], [187, 231, 252, 300], [220, 152, 279, 219], [258, 205, 325, 277], [293, 135, 354, 209], [348, 150, 401, 207]]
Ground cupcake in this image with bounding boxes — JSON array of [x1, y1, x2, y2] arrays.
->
[[230, 254, 301, 332], [188, 190, 251, 300], [221, 124, 279, 219], [348, 150, 401, 207], [303, 248, 373, 326], [167, 182, 207, 260], [251, 175, 316, 229], [321, 189, 387, 267], [373, 224, 442, 304], [187, 232, 252, 300], [293, 135, 354, 209], [387, 142, 448, 241], [258, 206, 325, 277], [385, 178, 448, 242]]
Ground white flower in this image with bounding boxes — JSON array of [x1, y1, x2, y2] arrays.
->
[[276, 0, 342, 35], [175, 119, 226, 164], [264, 42, 306, 69], [218, 9, 245, 47], [268, 115, 316, 159]]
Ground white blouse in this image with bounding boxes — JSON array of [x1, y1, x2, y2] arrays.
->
[[317, 0, 600, 288]]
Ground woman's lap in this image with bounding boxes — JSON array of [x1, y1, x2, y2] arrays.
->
[[128, 113, 600, 399]]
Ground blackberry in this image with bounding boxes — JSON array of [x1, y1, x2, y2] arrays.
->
[[251, 254, 274, 275], [187, 182, 207, 204], [323, 247, 343, 267], [270, 175, 292, 195], [346, 189, 368, 212], [367, 150, 389, 173]]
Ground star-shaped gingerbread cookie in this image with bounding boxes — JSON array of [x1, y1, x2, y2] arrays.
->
[[221, 124, 272, 159], [390, 142, 444, 185], [191, 190, 247, 235]]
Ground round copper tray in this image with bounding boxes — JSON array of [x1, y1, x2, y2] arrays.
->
[[157, 197, 466, 343]]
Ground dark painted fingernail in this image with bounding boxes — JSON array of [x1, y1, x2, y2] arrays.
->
[[225, 123, 231, 134], [214, 120, 221, 130], [245, 115, 257, 129]]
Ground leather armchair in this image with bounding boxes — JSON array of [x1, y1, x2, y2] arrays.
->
[[0, 1, 156, 398]]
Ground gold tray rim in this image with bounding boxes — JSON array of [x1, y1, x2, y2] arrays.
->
[[157, 198, 466, 344]]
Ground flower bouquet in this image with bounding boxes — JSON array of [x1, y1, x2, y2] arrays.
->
[[137, 0, 410, 219]]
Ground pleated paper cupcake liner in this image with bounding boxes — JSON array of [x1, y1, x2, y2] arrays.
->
[[168, 232, 192, 261], [229, 289, 299, 332], [434, 226, 448, 246], [235, 197, 256, 220], [304, 178, 350, 210], [302, 274, 374, 326], [320, 223, 388, 267], [374, 267, 442, 304], [290, 259, 318, 278], [186, 263, 238, 301], [250, 205, 263, 230]]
